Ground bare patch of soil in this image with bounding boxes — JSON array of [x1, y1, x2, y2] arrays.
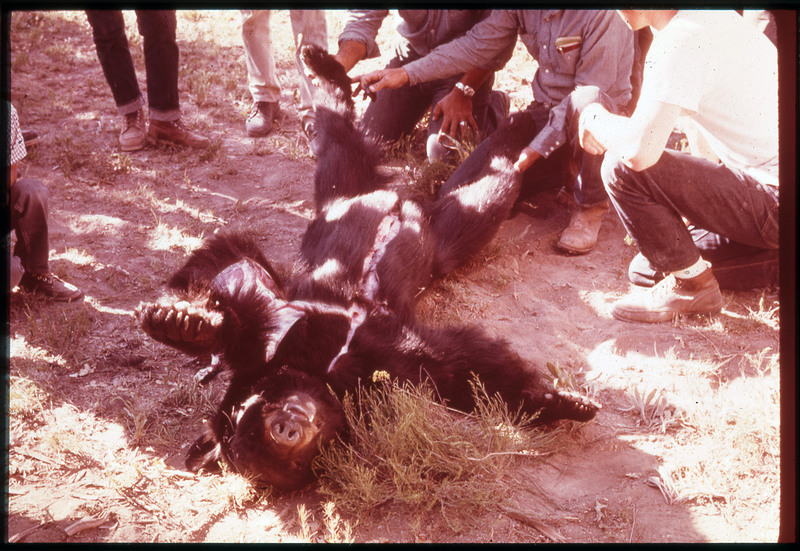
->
[[6, 10, 782, 543]]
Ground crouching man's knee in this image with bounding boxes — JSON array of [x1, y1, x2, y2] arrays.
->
[[11, 178, 50, 214], [600, 153, 633, 198]]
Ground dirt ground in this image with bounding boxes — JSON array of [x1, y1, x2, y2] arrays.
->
[[5, 10, 785, 543]]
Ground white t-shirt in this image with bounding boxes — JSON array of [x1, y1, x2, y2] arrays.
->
[[640, 10, 779, 187]]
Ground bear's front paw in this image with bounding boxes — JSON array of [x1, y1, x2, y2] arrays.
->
[[526, 388, 601, 425], [136, 298, 224, 355]]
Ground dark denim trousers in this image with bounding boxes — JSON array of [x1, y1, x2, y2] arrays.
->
[[360, 45, 498, 153], [86, 10, 180, 120], [9, 178, 50, 276], [602, 148, 779, 282], [439, 86, 614, 207], [627, 227, 779, 290]]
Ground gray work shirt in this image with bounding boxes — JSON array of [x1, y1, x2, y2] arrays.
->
[[339, 9, 511, 73], [402, 10, 635, 158]]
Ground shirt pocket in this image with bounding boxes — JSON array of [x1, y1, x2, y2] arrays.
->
[[554, 35, 582, 75]]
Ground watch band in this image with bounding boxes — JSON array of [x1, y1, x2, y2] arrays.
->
[[455, 81, 475, 98]]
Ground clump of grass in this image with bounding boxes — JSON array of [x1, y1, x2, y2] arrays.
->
[[114, 396, 155, 447], [405, 159, 455, 201], [23, 302, 94, 365], [745, 292, 779, 331], [53, 134, 92, 178], [9, 376, 52, 427], [198, 137, 224, 163], [42, 43, 71, 63], [384, 129, 427, 166], [315, 373, 546, 527], [294, 502, 355, 543], [162, 377, 220, 422], [626, 386, 683, 433], [12, 11, 45, 32], [89, 151, 133, 185], [186, 69, 215, 107]]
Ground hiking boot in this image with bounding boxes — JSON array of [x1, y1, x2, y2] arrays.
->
[[302, 116, 320, 157], [149, 119, 210, 149], [611, 268, 723, 323], [246, 101, 279, 137], [557, 201, 609, 255], [18, 272, 83, 302], [120, 109, 146, 152], [22, 129, 41, 148]]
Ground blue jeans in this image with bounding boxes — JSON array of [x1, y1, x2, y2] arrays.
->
[[439, 86, 615, 207], [361, 45, 500, 162], [86, 10, 180, 121], [602, 149, 779, 282], [9, 178, 50, 276], [628, 227, 779, 290]]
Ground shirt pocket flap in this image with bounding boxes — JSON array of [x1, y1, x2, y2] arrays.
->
[[555, 35, 582, 54]]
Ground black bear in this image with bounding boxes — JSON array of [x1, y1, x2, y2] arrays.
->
[[137, 45, 599, 492]]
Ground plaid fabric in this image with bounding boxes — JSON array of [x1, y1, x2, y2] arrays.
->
[[8, 102, 27, 166]]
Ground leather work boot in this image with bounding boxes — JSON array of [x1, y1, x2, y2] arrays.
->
[[246, 101, 279, 137], [149, 119, 210, 149], [18, 272, 83, 302], [611, 268, 723, 323], [557, 201, 609, 254], [119, 108, 146, 152]]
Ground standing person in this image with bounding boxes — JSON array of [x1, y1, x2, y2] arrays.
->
[[578, 10, 779, 323], [86, 10, 210, 152], [355, 10, 635, 254], [333, 9, 512, 163], [241, 9, 328, 150], [7, 103, 82, 302]]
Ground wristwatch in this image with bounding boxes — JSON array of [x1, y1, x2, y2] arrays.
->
[[454, 81, 475, 98]]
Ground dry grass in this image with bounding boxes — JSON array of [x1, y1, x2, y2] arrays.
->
[[315, 373, 551, 531]]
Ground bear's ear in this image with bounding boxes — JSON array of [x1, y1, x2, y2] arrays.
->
[[209, 258, 308, 363], [210, 257, 284, 300]]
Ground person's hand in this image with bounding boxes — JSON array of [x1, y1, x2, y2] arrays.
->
[[432, 89, 478, 139], [352, 67, 409, 99], [578, 104, 608, 156], [514, 146, 541, 173]]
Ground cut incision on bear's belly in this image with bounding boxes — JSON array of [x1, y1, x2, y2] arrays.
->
[[327, 207, 402, 374]]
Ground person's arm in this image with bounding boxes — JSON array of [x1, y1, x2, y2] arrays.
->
[[579, 98, 683, 171], [334, 40, 368, 73], [355, 10, 518, 93], [333, 9, 389, 73]]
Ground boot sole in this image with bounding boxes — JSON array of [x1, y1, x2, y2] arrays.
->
[[555, 240, 595, 255], [612, 303, 723, 324], [149, 134, 210, 149], [246, 127, 274, 138], [120, 142, 145, 152]]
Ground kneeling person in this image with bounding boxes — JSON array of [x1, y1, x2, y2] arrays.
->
[[579, 10, 779, 323]]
